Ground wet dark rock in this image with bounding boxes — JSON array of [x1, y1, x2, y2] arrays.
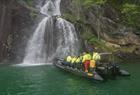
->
[[0, 0, 140, 63], [60, 0, 140, 57], [0, 0, 38, 63]]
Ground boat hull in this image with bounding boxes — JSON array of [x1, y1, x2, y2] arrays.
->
[[53, 58, 130, 81], [54, 60, 104, 81]]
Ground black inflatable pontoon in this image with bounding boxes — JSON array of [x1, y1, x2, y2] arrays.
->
[[54, 59, 104, 81], [53, 53, 130, 81]]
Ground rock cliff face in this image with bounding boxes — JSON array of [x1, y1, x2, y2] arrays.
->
[[0, 0, 140, 63], [60, 0, 140, 58], [0, 0, 13, 62], [0, 0, 36, 63]]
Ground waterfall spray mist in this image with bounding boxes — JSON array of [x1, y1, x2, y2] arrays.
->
[[19, 0, 79, 66]]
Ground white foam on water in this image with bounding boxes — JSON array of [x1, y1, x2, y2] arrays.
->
[[13, 63, 52, 67]]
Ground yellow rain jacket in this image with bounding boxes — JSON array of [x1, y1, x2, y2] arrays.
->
[[82, 54, 91, 63], [92, 52, 101, 61], [79, 56, 83, 61], [66, 56, 72, 62], [76, 57, 80, 63], [71, 57, 77, 64]]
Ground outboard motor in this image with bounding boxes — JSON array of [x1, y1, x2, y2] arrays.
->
[[106, 62, 120, 79]]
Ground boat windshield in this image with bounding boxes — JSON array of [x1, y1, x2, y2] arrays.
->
[[99, 53, 115, 63]]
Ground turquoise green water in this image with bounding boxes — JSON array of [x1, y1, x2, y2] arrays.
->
[[0, 61, 140, 95]]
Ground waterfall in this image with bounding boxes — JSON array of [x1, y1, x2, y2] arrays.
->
[[22, 17, 48, 64], [19, 0, 79, 66], [55, 18, 79, 57], [41, 0, 61, 16]]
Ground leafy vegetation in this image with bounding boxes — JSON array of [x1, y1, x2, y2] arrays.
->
[[66, 0, 140, 52], [73, 0, 140, 33], [106, 0, 140, 33], [74, 0, 107, 8], [24, 0, 33, 6], [23, 0, 38, 18], [121, 3, 140, 30], [83, 0, 106, 8], [81, 30, 112, 51]]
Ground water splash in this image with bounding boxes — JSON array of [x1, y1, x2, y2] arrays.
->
[[23, 17, 49, 64]]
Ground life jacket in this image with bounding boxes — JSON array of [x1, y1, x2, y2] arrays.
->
[[79, 56, 83, 61], [76, 57, 80, 63], [92, 52, 101, 61], [90, 60, 96, 68], [66, 56, 72, 62], [71, 57, 77, 64], [82, 53, 91, 62]]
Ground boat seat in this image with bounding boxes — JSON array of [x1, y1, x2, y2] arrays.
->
[[96, 67, 105, 70]]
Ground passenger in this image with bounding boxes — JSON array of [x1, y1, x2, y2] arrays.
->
[[79, 54, 83, 64], [66, 56, 72, 66], [62, 58, 66, 66], [71, 56, 77, 68], [79, 54, 84, 70], [75, 56, 80, 69], [89, 60, 96, 73], [92, 52, 101, 66], [82, 52, 91, 73], [92, 52, 101, 61]]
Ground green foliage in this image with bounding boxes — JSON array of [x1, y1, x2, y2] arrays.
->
[[70, 0, 140, 53], [73, 0, 139, 31], [106, 0, 140, 32], [81, 30, 94, 40], [81, 31, 108, 50], [74, 0, 107, 8], [119, 46, 137, 53], [122, 3, 138, 14], [83, 0, 95, 8], [63, 13, 78, 23], [121, 3, 140, 29], [84, 0, 106, 7], [23, 0, 38, 18], [63, 13, 87, 25], [30, 10, 38, 18], [24, 0, 33, 6]]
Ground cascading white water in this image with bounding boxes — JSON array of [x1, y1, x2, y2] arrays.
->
[[41, 0, 61, 16], [22, 17, 48, 64], [18, 0, 80, 66], [55, 18, 79, 57]]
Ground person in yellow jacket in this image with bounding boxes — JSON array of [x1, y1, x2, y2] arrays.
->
[[82, 52, 91, 72], [79, 54, 84, 70], [75, 56, 80, 69], [66, 56, 72, 62], [76, 57, 80, 63], [89, 59, 96, 74], [92, 52, 101, 61], [62, 56, 72, 66], [71, 56, 77, 68], [66, 56, 72, 66], [88, 52, 100, 75], [89, 52, 101, 71], [90, 60, 96, 68]]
